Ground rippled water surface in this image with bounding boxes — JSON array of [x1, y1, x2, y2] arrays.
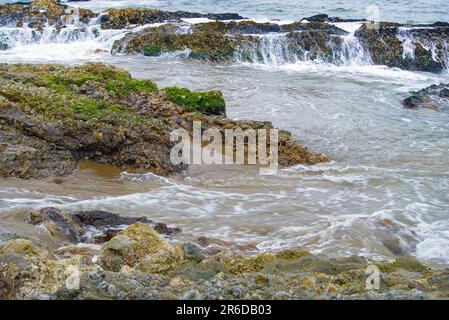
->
[[1, 0, 449, 266]]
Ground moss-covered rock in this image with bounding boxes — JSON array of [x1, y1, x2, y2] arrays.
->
[[355, 22, 449, 73], [0, 0, 96, 30], [0, 62, 328, 179], [112, 21, 348, 63], [100, 223, 180, 273], [0, 227, 448, 299], [163, 87, 226, 116]]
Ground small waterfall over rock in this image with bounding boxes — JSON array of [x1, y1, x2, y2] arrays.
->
[[234, 29, 372, 66], [397, 26, 449, 71]]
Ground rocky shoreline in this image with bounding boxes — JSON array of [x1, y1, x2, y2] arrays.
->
[[0, 62, 327, 179], [0, 1, 448, 71], [1, 0, 449, 301], [1, 207, 448, 300]]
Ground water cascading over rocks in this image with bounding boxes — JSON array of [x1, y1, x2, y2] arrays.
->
[[1, 1, 448, 72]]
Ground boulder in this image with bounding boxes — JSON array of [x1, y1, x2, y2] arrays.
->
[[99, 223, 180, 273], [0, 63, 328, 179], [402, 83, 449, 110]]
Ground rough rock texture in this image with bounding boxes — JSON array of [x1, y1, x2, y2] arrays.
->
[[356, 22, 449, 73], [112, 21, 348, 62], [0, 1, 244, 31], [0, 63, 328, 179], [402, 83, 449, 110], [100, 8, 245, 29], [26, 207, 180, 245], [99, 223, 180, 273], [0, 0, 95, 30], [1, 217, 449, 300]]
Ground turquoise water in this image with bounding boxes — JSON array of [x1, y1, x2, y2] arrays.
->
[[0, 0, 447, 24]]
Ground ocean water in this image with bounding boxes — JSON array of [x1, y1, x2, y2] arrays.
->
[[1, 0, 448, 24], [0, 0, 449, 266]]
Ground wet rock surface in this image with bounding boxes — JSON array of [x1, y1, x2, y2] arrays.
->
[[403, 83, 449, 110], [0, 208, 448, 300], [100, 8, 245, 29], [0, 63, 328, 179], [25, 207, 180, 245], [356, 22, 449, 73], [1, 1, 447, 72]]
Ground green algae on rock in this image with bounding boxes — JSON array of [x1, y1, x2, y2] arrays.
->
[[402, 83, 449, 110], [1, 216, 449, 300], [99, 8, 245, 30], [356, 22, 449, 73], [99, 222, 181, 273], [0, 62, 328, 179]]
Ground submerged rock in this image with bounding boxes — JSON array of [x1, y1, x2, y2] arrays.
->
[[402, 83, 449, 110], [356, 22, 449, 73]]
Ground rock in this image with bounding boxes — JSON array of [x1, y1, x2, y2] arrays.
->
[[153, 222, 182, 235], [100, 8, 245, 29], [1, 234, 449, 299], [356, 22, 449, 73], [0, 0, 96, 30], [28, 207, 85, 243], [112, 21, 347, 62], [99, 222, 180, 273], [391, 256, 430, 273], [402, 83, 449, 110], [25, 207, 180, 245], [0, 239, 41, 257], [73, 210, 151, 228], [0, 63, 328, 179], [302, 14, 362, 23], [182, 243, 205, 263]]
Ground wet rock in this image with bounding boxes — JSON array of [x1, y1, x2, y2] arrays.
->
[[0, 239, 42, 257], [28, 207, 84, 243], [302, 14, 362, 23], [99, 222, 180, 273], [0, 63, 328, 179], [26, 207, 179, 245], [153, 222, 182, 235], [0, 0, 96, 29], [1, 235, 449, 299], [100, 8, 245, 29], [73, 210, 151, 228], [0, 63, 181, 178], [356, 22, 449, 73], [112, 21, 347, 62], [402, 83, 449, 110], [182, 243, 205, 263]]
